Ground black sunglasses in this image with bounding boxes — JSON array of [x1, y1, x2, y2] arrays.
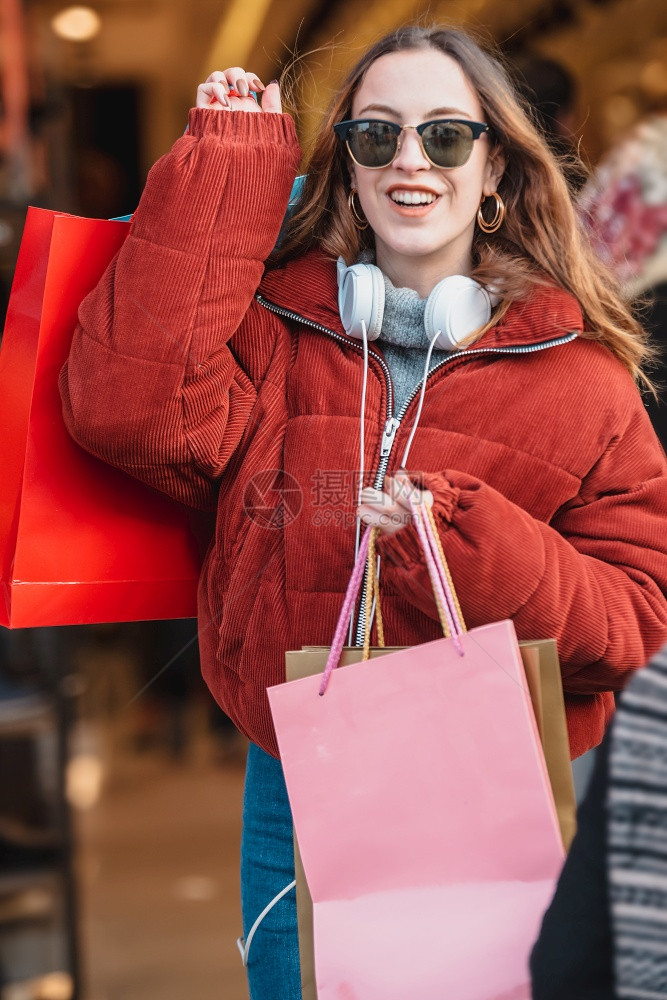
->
[[333, 118, 490, 169]]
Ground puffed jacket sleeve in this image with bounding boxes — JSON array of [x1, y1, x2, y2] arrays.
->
[[376, 399, 667, 696], [59, 108, 302, 510]]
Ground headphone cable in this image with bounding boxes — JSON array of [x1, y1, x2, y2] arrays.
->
[[349, 318, 369, 646], [400, 329, 441, 468]]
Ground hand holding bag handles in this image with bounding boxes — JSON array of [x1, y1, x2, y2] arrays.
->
[[269, 492, 565, 1000], [319, 496, 467, 698]]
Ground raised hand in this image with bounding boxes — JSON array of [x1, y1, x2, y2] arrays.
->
[[195, 68, 282, 114]]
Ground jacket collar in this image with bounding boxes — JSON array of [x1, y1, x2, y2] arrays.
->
[[259, 247, 584, 348], [260, 248, 346, 335]]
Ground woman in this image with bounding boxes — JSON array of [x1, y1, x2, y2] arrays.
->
[[59, 24, 667, 1000]]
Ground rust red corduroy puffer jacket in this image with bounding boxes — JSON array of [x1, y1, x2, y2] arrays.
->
[[60, 108, 667, 760]]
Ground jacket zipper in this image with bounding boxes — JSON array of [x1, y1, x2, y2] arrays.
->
[[256, 293, 577, 644]]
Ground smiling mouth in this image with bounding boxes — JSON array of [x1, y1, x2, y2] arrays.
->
[[388, 190, 439, 206]]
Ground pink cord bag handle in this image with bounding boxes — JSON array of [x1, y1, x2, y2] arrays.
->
[[319, 525, 372, 695], [319, 496, 465, 695]]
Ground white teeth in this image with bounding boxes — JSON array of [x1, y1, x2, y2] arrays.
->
[[389, 190, 437, 205]]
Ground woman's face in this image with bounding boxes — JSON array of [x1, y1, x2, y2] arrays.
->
[[349, 48, 504, 287]]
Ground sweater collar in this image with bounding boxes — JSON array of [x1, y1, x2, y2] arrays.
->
[[258, 247, 584, 348]]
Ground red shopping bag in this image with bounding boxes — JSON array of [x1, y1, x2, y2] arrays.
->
[[0, 206, 202, 628], [268, 505, 565, 1000]]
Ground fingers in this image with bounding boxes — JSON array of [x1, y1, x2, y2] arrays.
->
[[357, 503, 411, 535], [196, 81, 230, 110], [386, 473, 433, 510], [386, 473, 418, 511], [211, 68, 257, 91], [205, 69, 265, 97], [196, 68, 277, 114], [358, 487, 386, 508], [356, 478, 432, 535], [260, 79, 282, 114], [357, 488, 411, 535]]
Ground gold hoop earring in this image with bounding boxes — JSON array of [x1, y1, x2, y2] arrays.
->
[[477, 192, 505, 234], [348, 189, 369, 231]]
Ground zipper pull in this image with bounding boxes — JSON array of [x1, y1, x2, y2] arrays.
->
[[380, 417, 400, 457]]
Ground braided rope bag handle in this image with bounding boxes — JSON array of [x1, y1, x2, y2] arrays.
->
[[362, 527, 386, 659], [408, 495, 466, 649]]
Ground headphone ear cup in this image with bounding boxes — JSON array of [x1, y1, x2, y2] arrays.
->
[[367, 264, 385, 339], [424, 275, 492, 349], [336, 258, 384, 340]]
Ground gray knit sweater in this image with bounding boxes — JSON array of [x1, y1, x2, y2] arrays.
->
[[356, 253, 451, 415], [380, 272, 451, 416]]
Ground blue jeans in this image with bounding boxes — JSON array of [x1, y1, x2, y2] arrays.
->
[[241, 742, 302, 1000]]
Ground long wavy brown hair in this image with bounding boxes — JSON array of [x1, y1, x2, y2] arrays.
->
[[269, 24, 654, 385]]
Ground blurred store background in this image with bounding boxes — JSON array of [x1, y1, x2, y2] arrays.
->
[[1, 0, 666, 998]]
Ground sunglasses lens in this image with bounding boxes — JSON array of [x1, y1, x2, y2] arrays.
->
[[422, 121, 475, 167], [346, 121, 399, 167]]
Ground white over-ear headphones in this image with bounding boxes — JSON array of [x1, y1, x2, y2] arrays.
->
[[336, 256, 499, 350]]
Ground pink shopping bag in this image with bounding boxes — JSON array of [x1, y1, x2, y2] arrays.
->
[[268, 501, 565, 1000]]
